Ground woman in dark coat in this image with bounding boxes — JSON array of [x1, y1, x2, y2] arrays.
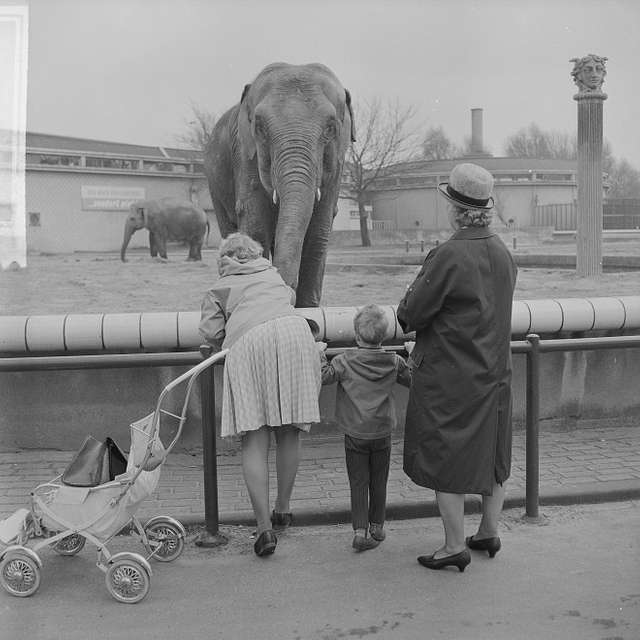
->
[[397, 163, 517, 572]]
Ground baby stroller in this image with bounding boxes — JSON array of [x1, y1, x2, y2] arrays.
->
[[0, 350, 227, 604]]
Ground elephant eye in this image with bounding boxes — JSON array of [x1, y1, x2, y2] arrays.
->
[[254, 116, 267, 139], [324, 119, 337, 140]]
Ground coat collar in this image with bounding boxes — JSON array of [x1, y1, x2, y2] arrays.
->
[[451, 226, 495, 240]]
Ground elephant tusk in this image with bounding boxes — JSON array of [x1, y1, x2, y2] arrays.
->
[[272, 190, 278, 206], [316, 188, 321, 202]]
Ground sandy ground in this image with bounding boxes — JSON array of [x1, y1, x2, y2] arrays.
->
[[1, 241, 639, 315]]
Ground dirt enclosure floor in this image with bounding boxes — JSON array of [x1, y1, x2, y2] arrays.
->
[[1, 241, 640, 316]]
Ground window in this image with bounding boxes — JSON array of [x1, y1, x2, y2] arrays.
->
[[494, 173, 532, 182], [26, 153, 81, 166], [536, 173, 574, 182], [142, 161, 189, 172], [86, 157, 138, 170]]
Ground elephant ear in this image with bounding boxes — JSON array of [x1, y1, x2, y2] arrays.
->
[[345, 89, 356, 143], [238, 84, 256, 161]]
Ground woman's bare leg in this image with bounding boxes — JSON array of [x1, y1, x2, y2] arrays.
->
[[434, 491, 466, 556], [475, 481, 506, 539], [274, 425, 301, 513], [241, 426, 272, 534]]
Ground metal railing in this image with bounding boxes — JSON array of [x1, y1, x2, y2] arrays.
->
[[1, 333, 640, 532], [0, 351, 226, 544], [513, 333, 640, 519]]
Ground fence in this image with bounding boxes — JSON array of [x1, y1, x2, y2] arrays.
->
[[2, 333, 640, 536], [534, 199, 640, 230], [604, 198, 640, 229], [533, 203, 577, 230]]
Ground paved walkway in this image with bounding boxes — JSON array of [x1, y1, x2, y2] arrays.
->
[[1, 425, 639, 528]]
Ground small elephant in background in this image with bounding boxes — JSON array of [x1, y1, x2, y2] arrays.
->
[[120, 198, 209, 262]]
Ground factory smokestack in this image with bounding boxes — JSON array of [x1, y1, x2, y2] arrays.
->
[[466, 108, 492, 158], [471, 108, 484, 154]]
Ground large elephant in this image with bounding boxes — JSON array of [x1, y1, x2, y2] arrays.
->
[[204, 62, 355, 307], [120, 198, 208, 262]]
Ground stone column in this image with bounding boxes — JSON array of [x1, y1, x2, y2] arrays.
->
[[571, 54, 608, 277]]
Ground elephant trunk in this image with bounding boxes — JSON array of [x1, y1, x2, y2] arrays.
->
[[120, 224, 135, 262], [272, 176, 317, 294]]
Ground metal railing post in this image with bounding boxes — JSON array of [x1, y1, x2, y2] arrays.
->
[[194, 346, 228, 547], [525, 333, 541, 520]]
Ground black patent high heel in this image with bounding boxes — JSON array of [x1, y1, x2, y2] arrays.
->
[[254, 530, 277, 557], [271, 510, 293, 530], [466, 535, 501, 558], [417, 549, 471, 572]]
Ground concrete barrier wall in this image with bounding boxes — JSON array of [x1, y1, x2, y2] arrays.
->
[[2, 336, 640, 452], [2, 298, 639, 451]]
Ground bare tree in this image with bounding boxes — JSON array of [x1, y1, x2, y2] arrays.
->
[[504, 123, 576, 159], [421, 125, 459, 160], [343, 98, 421, 246], [175, 101, 217, 150], [606, 157, 640, 197], [506, 124, 640, 197]]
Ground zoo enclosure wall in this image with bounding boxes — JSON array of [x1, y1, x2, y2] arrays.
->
[[1, 297, 640, 450]]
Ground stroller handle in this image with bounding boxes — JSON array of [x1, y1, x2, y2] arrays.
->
[[158, 348, 228, 400], [151, 348, 229, 457]]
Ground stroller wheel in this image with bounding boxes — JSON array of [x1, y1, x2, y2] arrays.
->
[[52, 533, 86, 556], [105, 555, 151, 604], [144, 518, 185, 562], [0, 551, 42, 597]]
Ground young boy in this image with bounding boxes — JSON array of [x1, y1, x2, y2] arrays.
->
[[319, 304, 411, 551]]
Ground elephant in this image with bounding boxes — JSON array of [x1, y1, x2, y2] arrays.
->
[[204, 62, 355, 307], [120, 198, 209, 262]]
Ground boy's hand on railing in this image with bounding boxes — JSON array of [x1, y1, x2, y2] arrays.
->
[[316, 341, 328, 352], [199, 344, 214, 358], [404, 341, 416, 355]]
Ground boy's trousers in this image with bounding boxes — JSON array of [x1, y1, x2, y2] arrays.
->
[[344, 434, 391, 530]]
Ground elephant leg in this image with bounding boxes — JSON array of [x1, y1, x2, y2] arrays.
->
[[156, 235, 168, 260], [149, 231, 158, 257], [295, 209, 332, 308], [188, 237, 203, 261], [237, 192, 277, 260], [212, 194, 237, 239]]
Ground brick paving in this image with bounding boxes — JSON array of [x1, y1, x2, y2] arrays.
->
[[1, 426, 638, 527]]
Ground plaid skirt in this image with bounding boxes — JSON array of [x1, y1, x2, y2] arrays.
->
[[221, 315, 322, 437]]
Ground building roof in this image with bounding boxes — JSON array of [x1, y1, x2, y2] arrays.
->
[[26, 131, 202, 161], [382, 156, 577, 177]]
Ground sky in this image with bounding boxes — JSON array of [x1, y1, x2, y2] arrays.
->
[[10, 0, 640, 167]]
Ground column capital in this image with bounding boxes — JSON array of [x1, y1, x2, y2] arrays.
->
[[570, 54, 608, 98], [573, 91, 608, 102]]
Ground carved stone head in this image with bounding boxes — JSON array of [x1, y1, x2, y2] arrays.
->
[[570, 54, 607, 93]]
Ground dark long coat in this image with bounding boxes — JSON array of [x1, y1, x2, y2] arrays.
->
[[397, 226, 518, 495]]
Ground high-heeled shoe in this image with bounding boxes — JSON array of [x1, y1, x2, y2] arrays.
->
[[254, 530, 277, 557], [271, 510, 293, 531], [417, 549, 471, 572], [466, 535, 501, 558]]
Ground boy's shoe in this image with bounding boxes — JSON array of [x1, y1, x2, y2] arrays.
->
[[352, 534, 380, 552], [369, 523, 386, 541]]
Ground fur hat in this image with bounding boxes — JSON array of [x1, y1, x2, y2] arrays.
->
[[438, 163, 494, 210]]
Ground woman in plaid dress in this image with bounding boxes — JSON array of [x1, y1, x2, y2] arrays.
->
[[199, 233, 321, 557]]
